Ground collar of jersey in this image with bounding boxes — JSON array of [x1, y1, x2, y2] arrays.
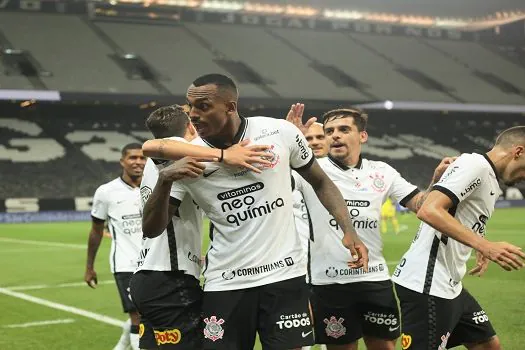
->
[[202, 116, 248, 149], [119, 176, 137, 189], [482, 153, 499, 182], [327, 154, 363, 171]]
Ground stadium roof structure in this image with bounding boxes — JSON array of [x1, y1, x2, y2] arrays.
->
[[262, 0, 525, 18]]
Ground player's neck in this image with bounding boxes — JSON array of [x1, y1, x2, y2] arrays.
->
[[342, 152, 362, 168], [205, 113, 242, 148], [486, 148, 510, 178], [121, 173, 141, 188]]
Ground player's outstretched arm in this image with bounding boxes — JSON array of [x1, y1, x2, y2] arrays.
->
[[417, 191, 525, 271], [85, 219, 105, 288], [297, 160, 369, 271], [142, 139, 271, 173], [142, 157, 203, 238]]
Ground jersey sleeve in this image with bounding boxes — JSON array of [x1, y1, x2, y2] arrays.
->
[[170, 181, 188, 207], [139, 159, 158, 209], [90, 186, 108, 221], [386, 166, 420, 207], [432, 154, 486, 207], [280, 121, 315, 170]]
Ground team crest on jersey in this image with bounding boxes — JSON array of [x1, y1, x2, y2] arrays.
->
[[259, 145, 280, 169], [324, 316, 346, 338], [140, 186, 152, 205], [325, 266, 338, 278], [204, 316, 225, 342], [401, 333, 412, 349], [369, 173, 386, 192]]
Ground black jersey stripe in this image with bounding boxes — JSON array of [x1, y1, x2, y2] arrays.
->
[[166, 220, 178, 271]]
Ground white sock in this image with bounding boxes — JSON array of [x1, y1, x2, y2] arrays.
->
[[302, 347, 313, 350], [129, 332, 140, 350], [112, 319, 131, 350]]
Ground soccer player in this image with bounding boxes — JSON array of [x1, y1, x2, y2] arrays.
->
[[134, 105, 281, 349], [380, 197, 400, 235], [288, 108, 453, 350], [392, 126, 525, 350], [85, 143, 146, 350], [142, 74, 368, 350], [286, 104, 328, 350]]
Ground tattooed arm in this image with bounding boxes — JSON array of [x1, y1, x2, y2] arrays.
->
[[404, 156, 457, 213]]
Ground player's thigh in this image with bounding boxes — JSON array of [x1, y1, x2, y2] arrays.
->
[[202, 287, 258, 350], [359, 281, 400, 342], [447, 289, 497, 349], [113, 272, 136, 313], [139, 317, 159, 350], [258, 276, 314, 350], [130, 271, 203, 349], [310, 284, 361, 346], [394, 284, 459, 350]]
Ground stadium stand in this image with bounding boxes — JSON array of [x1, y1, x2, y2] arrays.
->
[[1, 12, 524, 102], [1, 102, 523, 198], [0, 12, 157, 94]]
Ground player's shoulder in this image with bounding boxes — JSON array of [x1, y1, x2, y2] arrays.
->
[[248, 116, 293, 131], [317, 156, 332, 168], [97, 178, 120, 191], [363, 158, 397, 173], [454, 153, 490, 172]]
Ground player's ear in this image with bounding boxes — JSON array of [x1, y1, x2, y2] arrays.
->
[[226, 101, 237, 115], [360, 130, 368, 144], [186, 122, 197, 140], [514, 145, 524, 159]]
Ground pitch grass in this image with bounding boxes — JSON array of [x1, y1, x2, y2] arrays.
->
[[0, 208, 523, 349]]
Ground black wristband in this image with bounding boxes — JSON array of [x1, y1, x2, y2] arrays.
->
[[219, 149, 224, 162]]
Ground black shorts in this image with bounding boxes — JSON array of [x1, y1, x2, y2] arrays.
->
[[114, 272, 136, 313], [139, 317, 159, 350], [202, 275, 314, 350], [310, 280, 400, 344], [130, 271, 203, 349], [395, 284, 496, 349]]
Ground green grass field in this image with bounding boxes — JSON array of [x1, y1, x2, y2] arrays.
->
[[0, 208, 524, 349]]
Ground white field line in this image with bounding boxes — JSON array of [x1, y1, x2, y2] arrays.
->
[[0, 287, 124, 327], [0, 237, 85, 249], [5, 280, 114, 291], [3, 318, 75, 328]]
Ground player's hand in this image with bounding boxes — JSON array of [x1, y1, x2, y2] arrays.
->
[[479, 241, 525, 271], [159, 157, 207, 181], [223, 139, 272, 173], [432, 156, 458, 184], [285, 103, 316, 135], [84, 268, 98, 289], [469, 250, 490, 277], [342, 233, 369, 272]]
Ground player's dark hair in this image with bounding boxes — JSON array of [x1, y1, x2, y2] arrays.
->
[[192, 73, 238, 99], [121, 143, 142, 156], [321, 108, 368, 132], [495, 126, 525, 147], [145, 105, 190, 139]]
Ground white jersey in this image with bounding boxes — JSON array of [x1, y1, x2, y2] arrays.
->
[[170, 117, 314, 291], [392, 153, 499, 299], [292, 182, 311, 255], [91, 177, 143, 273], [136, 137, 203, 280], [293, 156, 419, 285]]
